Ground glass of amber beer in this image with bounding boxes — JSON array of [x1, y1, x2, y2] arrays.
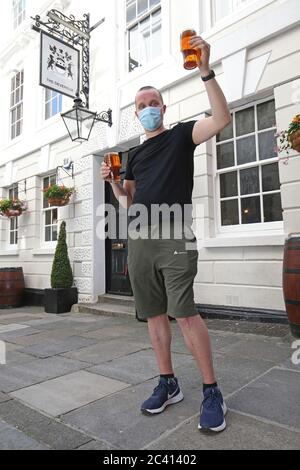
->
[[180, 29, 201, 70], [104, 153, 121, 182]]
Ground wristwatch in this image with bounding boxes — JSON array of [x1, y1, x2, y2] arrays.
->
[[201, 69, 215, 82]]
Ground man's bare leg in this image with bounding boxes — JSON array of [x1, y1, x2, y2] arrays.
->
[[147, 313, 174, 375], [176, 315, 216, 384]]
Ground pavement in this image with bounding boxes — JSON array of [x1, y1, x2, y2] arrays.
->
[[0, 306, 299, 450]]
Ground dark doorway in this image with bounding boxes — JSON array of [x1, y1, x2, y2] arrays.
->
[[105, 151, 133, 296]]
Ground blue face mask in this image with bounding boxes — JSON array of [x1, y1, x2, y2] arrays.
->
[[138, 107, 163, 132]]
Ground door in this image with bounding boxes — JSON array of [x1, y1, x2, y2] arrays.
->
[[105, 151, 133, 296]]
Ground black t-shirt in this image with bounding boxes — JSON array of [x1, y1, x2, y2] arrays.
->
[[125, 121, 197, 226]]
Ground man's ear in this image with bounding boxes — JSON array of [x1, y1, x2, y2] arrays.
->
[[162, 105, 167, 115]]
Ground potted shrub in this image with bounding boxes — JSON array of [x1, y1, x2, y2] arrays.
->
[[44, 221, 78, 314], [277, 114, 300, 155], [0, 199, 27, 218], [43, 184, 74, 207]]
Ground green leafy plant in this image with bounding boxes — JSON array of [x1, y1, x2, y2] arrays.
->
[[276, 114, 300, 155], [0, 198, 27, 216], [51, 221, 73, 288], [43, 184, 74, 199]]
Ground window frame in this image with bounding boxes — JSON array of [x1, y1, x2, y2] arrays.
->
[[10, 70, 24, 141], [41, 175, 58, 247], [213, 97, 283, 235], [126, 0, 162, 73], [7, 184, 19, 247], [12, 0, 26, 30]]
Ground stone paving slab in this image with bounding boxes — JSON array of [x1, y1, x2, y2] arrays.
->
[[145, 411, 300, 450], [10, 370, 131, 417], [0, 356, 92, 393], [62, 338, 151, 365], [87, 349, 193, 385], [0, 392, 12, 403], [0, 326, 41, 340], [5, 329, 80, 347], [0, 418, 48, 450], [76, 440, 118, 450], [0, 400, 92, 450], [216, 335, 292, 363], [79, 323, 149, 342], [18, 336, 99, 358], [227, 368, 300, 429], [61, 378, 200, 450], [212, 354, 277, 396]]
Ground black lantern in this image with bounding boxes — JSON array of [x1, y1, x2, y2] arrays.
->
[[61, 96, 112, 143]]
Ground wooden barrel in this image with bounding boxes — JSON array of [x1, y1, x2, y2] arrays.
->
[[283, 235, 300, 338], [0, 267, 25, 309]]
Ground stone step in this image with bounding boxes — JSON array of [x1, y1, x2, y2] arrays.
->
[[72, 301, 136, 319], [97, 294, 135, 306]]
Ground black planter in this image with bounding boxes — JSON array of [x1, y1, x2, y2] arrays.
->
[[44, 287, 78, 314]]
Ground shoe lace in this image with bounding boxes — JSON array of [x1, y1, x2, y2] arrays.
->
[[153, 379, 173, 395], [203, 388, 221, 410]]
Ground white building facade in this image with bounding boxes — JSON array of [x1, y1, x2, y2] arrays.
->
[[0, 0, 300, 319]]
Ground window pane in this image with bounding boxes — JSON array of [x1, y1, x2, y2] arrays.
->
[[214, 0, 231, 22], [52, 209, 58, 225], [258, 130, 277, 161], [240, 167, 259, 195], [45, 210, 51, 225], [140, 16, 150, 64], [129, 25, 139, 70], [151, 9, 161, 59], [45, 102, 51, 120], [221, 199, 239, 226], [16, 120, 21, 136], [127, 0, 136, 23], [10, 232, 15, 245], [50, 174, 56, 185], [257, 100, 276, 130], [217, 118, 233, 142], [150, 0, 160, 6], [236, 107, 255, 137], [262, 163, 280, 192], [263, 193, 283, 222], [220, 171, 238, 198], [241, 196, 261, 224], [236, 135, 256, 165], [45, 226, 51, 242], [137, 0, 147, 15], [52, 226, 58, 241], [217, 142, 234, 170]]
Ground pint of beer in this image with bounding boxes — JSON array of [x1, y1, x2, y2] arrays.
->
[[104, 153, 121, 182], [180, 29, 201, 70]]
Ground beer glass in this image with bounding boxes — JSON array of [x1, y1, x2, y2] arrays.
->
[[180, 29, 201, 70], [104, 153, 121, 182]]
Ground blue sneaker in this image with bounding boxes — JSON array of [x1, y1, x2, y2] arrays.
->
[[198, 386, 227, 432], [141, 377, 184, 415]]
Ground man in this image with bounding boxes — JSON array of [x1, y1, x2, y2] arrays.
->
[[101, 34, 231, 433]]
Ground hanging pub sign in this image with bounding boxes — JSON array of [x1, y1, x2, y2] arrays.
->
[[39, 31, 80, 99]]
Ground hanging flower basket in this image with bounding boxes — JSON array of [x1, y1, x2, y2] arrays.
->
[[276, 114, 300, 156], [289, 128, 300, 152], [43, 184, 74, 207], [0, 199, 27, 218]]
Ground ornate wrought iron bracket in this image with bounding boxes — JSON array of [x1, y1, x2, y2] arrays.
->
[[56, 162, 74, 181], [95, 109, 113, 128]]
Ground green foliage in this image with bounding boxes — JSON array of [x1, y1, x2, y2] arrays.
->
[[51, 221, 73, 289], [43, 184, 74, 199]]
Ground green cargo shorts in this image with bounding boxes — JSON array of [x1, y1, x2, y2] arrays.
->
[[127, 222, 199, 320]]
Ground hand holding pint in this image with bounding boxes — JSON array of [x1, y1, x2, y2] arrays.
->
[[180, 29, 202, 70], [102, 153, 121, 182]]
